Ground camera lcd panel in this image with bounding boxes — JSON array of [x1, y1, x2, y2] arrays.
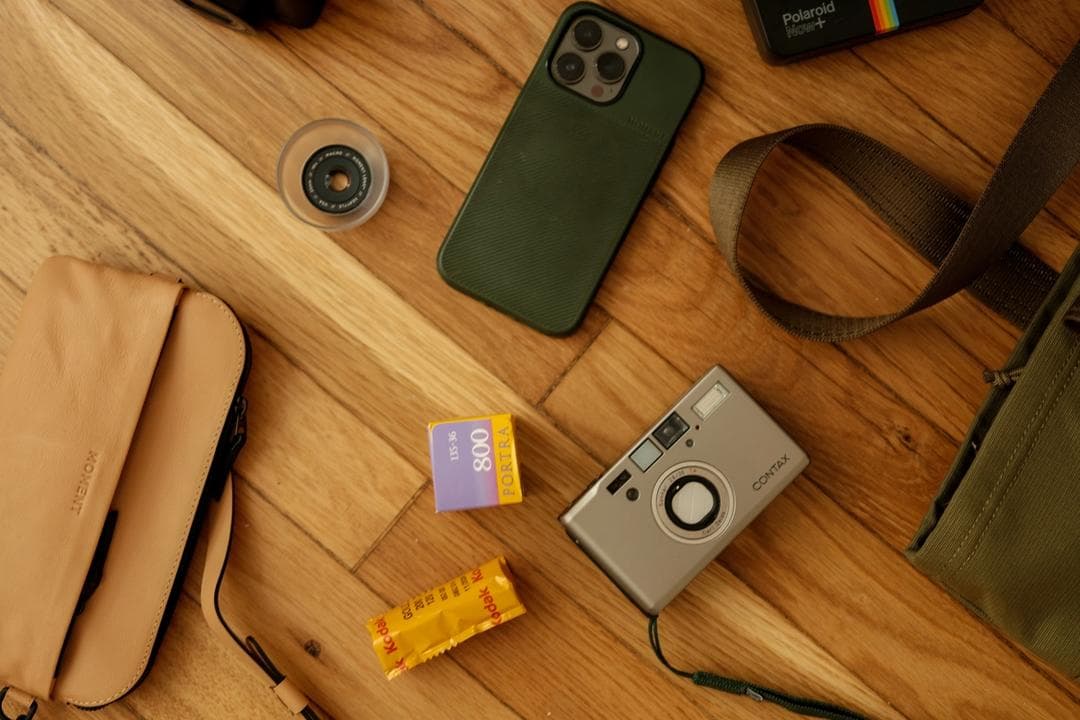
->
[[630, 438, 662, 471]]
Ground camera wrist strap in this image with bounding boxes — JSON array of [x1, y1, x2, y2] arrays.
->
[[649, 616, 867, 720], [707, 39, 1080, 341]]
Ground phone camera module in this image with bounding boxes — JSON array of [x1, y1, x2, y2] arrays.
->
[[572, 19, 603, 50], [596, 51, 627, 84], [555, 52, 586, 84]]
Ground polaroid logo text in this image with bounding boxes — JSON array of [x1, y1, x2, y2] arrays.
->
[[753, 454, 790, 491], [781, 1, 835, 36]]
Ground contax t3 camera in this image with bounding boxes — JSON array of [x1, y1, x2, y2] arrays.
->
[[561, 366, 808, 615]]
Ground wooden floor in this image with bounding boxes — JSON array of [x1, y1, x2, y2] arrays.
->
[[1, 1, 1078, 718]]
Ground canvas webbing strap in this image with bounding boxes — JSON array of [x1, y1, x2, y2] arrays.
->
[[709, 40, 1080, 341]]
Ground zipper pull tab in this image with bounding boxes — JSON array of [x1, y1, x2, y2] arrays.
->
[[228, 396, 248, 465]]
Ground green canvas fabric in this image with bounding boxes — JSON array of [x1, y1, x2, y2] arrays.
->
[[908, 244, 1080, 678]]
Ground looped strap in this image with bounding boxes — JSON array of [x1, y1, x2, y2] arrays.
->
[[709, 41, 1080, 341]]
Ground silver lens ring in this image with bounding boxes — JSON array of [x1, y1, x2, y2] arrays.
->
[[652, 462, 734, 544]]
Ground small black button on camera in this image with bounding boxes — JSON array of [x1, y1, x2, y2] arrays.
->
[[606, 469, 632, 495], [626, 487, 640, 502]]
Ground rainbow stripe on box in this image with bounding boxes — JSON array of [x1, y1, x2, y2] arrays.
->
[[869, 0, 900, 34]]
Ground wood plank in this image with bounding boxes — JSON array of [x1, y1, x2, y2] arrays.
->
[[984, 1, 1080, 66], [0, 0, 514, 483], [46, 0, 604, 407], [180, 479, 519, 720], [544, 320, 1080, 717]]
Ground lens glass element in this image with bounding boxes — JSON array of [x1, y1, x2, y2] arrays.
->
[[596, 51, 627, 84], [572, 19, 603, 50], [555, 52, 586, 84], [664, 476, 720, 532]]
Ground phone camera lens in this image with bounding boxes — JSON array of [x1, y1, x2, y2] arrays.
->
[[572, 19, 603, 50], [596, 51, 626, 84], [555, 52, 586, 84]]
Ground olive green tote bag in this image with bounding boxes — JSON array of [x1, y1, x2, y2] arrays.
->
[[710, 40, 1080, 680]]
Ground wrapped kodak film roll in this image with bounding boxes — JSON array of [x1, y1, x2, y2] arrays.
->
[[365, 556, 526, 679]]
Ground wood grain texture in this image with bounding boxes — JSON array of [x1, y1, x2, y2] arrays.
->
[[0, 0, 1077, 718]]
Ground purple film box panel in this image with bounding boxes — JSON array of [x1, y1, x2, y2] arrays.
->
[[427, 414, 523, 512]]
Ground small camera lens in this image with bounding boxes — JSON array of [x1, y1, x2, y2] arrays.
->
[[596, 51, 626, 84], [555, 52, 586, 85], [572, 19, 603, 50]]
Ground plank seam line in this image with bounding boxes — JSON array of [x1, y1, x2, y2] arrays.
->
[[350, 478, 432, 574], [536, 309, 613, 406], [978, 5, 1061, 68]]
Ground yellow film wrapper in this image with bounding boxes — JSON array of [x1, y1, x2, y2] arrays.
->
[[365, 556, 526, 679]]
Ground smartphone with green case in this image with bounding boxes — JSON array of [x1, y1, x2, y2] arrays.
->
[[437, 3, 703, 335]]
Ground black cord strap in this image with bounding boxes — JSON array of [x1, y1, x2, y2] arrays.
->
[[649, 616, 868, 720]]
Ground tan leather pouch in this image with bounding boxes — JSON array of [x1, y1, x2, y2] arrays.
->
[[0, 258, 317, 719]]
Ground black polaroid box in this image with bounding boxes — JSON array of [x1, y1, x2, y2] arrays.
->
[[742, 0, 983, 64]]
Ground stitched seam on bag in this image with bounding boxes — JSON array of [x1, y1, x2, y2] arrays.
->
[[955, 355, 1080, 575], [68, 293, 245, 707], [940, 347, 1075, 570]]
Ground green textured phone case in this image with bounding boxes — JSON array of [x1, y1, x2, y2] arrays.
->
[[437, 3, 703, 335]]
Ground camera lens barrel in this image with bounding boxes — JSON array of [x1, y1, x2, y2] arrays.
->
[[664, 475, 721, 531], [302, 144, 371, 214], [653, 463, 733, 543]]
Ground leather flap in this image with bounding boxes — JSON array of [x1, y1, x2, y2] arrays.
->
[[52, 290, 247, 707], [0, 257, 182, 699]]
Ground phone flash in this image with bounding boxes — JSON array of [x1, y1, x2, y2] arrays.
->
[[615, 36, 630, 50]]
